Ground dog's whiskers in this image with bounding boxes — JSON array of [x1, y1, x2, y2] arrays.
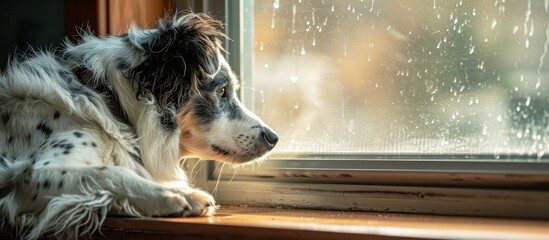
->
[[212, 163, 225, 196], [227, 168, 238, 185], [190, 161, 207, 183]]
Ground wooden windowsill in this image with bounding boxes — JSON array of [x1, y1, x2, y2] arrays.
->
[[96, 206, 549, 240]]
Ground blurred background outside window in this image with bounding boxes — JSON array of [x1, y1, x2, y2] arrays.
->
[[251, 0, 549, 160]]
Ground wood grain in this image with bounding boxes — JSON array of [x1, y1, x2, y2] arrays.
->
[[96, 206, 549, 240], [108, 0, 173, 35]]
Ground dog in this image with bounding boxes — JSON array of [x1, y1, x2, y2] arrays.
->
[[0, 12, 278, 239]]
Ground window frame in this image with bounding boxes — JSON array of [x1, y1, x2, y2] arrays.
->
[[189, 0, 549, 220]]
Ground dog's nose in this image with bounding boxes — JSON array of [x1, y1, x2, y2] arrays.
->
[[260, 128, 279, 149]]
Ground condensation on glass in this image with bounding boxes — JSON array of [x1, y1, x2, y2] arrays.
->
[[250, 0, 549, 159]]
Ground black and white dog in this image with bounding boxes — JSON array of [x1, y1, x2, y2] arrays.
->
[[0, 13, 278, 239]]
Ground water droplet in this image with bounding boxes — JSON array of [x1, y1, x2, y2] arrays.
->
[[496, 114, 502, 122], [525, 97, 531, 106], [491, 19, 497, 30], [513, 25, 519, 34], [516, 131, 523, 139], [469, 46, 475, 54], [259, 41, 264, 51], [290, 75, 299, 83], [300, 45, 306, 55], [264, 64, 269, 68], [294, 103, 299, 109], [273, 0, 280, 9]]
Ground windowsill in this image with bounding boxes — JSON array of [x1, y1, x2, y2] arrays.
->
[[95, 206, 549, 240]]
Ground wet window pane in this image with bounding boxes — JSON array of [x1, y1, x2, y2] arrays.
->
[[250, 0, 549, 159]]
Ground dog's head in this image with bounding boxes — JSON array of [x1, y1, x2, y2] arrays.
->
[[126, 13, 278, 164]]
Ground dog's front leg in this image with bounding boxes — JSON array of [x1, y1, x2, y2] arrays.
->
[[4, 165, 215, 239]]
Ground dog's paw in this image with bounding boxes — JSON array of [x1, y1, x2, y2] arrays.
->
[[184, 189, 217, 217], [163, 188, 217, 217]]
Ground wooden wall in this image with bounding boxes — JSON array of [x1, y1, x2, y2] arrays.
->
[[65, 0, 174, 40]]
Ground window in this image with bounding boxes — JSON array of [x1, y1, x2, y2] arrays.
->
[[191, 1, 549, 219], [252, 0, 549, 156]]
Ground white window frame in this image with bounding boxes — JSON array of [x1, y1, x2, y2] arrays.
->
[[189, 0, 549, 219]]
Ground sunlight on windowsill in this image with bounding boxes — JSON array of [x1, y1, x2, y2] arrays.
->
[[95, 205, 549, 240]]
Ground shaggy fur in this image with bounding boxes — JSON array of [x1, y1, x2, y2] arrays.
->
[[0, 13, 278, 239]]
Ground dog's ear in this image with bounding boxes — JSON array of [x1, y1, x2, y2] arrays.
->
[[127, 13, 225, 110]]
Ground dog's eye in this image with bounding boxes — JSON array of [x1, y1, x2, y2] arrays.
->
[[217, 87, 226, 98]]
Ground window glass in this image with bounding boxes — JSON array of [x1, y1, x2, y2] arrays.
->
[[251, 0, 549, 158]]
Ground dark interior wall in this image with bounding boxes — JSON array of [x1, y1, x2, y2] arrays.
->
[[0, 0, 65, 70]]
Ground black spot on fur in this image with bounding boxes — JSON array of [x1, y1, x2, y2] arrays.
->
[[7, 136, 14, 144], [58, 68, 78, 84], [43, 180, 50, 189], [63, 150, 71, 155], [0, 157, 7, 168], [61, 170, 67, 175], [1, 112, 10, 124], [97, 166, 107, 171], [26, 134, 32, 141], [43, 161, 50, 166], [32, 194, 37, 201], [91, 142, 97, 147], [160, 106, 178, 132], [73, 131, 83, 138], [36, 122, 53, 137], [129, 151, 143, 165], [211, 144, 230, 156], [82, 142, 88, 146], [65, 143, 74, 150], [53, 111, 61, 119], [58, 180, 64, 189]]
